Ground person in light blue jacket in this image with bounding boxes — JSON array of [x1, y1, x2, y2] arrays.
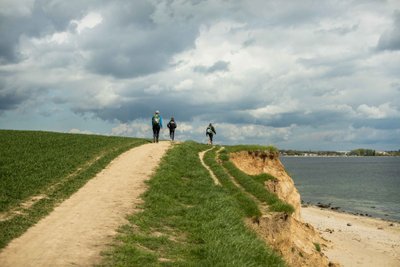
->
[[151, 110, 163, 143]]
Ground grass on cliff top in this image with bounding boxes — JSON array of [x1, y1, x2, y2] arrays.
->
[[219, 148, 294, 214], [224, 144, 279, 153], [101, 142, 286, 267], [0, 130, 147, 249], [203, 147, 261, 218]]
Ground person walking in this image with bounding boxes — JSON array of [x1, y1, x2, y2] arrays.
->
[[167, 117, 177, 141], [151, 110, 163, 143], [206, 123, 216, 145]]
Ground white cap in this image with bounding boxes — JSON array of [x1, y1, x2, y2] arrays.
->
[[155, 110, 159, 114]]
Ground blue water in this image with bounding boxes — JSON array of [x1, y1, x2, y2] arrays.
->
[[280, 156, 400, 221]]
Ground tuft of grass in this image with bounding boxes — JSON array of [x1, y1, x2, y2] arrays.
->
[[0, 130, 147, 249], [219, 149, 295, 214], [225, 144, 279, 154], [101, 142, 286, 267], [314, 242, 321, 252], [251, 173, 277, 185]]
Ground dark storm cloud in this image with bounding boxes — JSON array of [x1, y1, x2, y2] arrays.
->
[[193, 61, 230, 74], [0, 74, 41, 111], [83, 1, 201, 78], [78, 92, 355, 132], [0, 90, 26, 111], [74, 96, 204, 123], [74, 92, 254, 124], [0, 0, 97, 64], [377, 10, 400, 51], [353, 118, 400, 130], [0, 75, 23, 110], [262, 110, 350, 128]]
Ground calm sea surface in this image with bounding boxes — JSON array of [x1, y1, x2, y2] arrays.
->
[[280, 156, 400, 221]]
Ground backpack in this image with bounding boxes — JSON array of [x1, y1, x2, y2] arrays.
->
[[153, 115, 160, 126], [168, 121, 176, 129]]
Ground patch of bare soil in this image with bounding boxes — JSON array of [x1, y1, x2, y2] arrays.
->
[[0, 142, 170, 267]]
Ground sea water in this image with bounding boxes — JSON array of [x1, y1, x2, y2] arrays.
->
[[280, 156, 400, 222]]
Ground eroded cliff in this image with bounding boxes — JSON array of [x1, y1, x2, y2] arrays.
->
[[230, 150, 338, 267]]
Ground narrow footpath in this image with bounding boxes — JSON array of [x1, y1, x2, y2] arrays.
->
[[0, 142, 171, 267], [198, 147, 221, 186]]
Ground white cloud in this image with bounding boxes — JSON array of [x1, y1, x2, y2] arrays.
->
[[174, 79, 193, 91], [357, 103, 400, 119], [111, 121, 151, 138], [73, 12, 103, 34], [247, 100, 300, 118], [214, 123, 296, 144], [94, 86, 121, 108], [176, 122, 194, 132], [69, 128, 95, 135], [144, 84, 164, 95]]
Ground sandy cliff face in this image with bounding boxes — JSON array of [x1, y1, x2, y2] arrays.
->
[[230, 151, 337, 267], [230, 151, 301, 220], [246, 213, 331, 267]]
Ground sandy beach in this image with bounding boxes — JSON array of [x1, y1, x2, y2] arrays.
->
[[302, 206, 400, 267]]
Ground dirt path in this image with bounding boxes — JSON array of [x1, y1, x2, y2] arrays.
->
[[0, 142, 171, 267], [199, 147, 221, 186]]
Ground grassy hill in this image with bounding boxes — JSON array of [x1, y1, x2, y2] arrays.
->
[[101, 142, 287, 266], [0, 130, 148, 249], [1, 130, 290, 266]]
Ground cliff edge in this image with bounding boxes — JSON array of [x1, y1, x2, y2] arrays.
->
[[230, 150, 338, 267]]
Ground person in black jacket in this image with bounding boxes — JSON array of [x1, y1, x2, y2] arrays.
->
[[206, 123, 216, 145], [167, 117, 177, 141]]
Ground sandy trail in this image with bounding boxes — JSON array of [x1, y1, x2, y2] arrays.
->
[[198, 147, 221, 186], [302, 206, 400, 267], [0, 142, 170, 267]]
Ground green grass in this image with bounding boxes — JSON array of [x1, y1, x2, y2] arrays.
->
[[314, 242, 321, 252], [0, 130, 147, 249], [101, 142, 286, 266], [1, 132, 289, 265], [203, 147, 261, 218], [251, 173, 277, 185], [224, 144, 279, 154], [219, 148, 295, 214]]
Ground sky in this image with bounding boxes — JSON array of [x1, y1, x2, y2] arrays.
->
[[0, 0, 399, 151]]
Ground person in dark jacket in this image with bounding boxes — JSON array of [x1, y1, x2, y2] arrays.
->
[[167, 117, 177, 141], [206, 123, 216, 145], [151, 110, 163, 143]]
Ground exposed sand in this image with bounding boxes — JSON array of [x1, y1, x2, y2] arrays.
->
[[0, 142, 170, 267], [302, 206, 400, 267], [198, 147, 222, 186]]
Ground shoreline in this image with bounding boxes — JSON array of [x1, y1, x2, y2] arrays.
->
[[301, 205, 400, 267], [302, 202, 400, 223]]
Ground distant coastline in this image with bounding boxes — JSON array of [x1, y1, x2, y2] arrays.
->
[[281, 154, 400, 157], [280, 149, 400, 157]]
